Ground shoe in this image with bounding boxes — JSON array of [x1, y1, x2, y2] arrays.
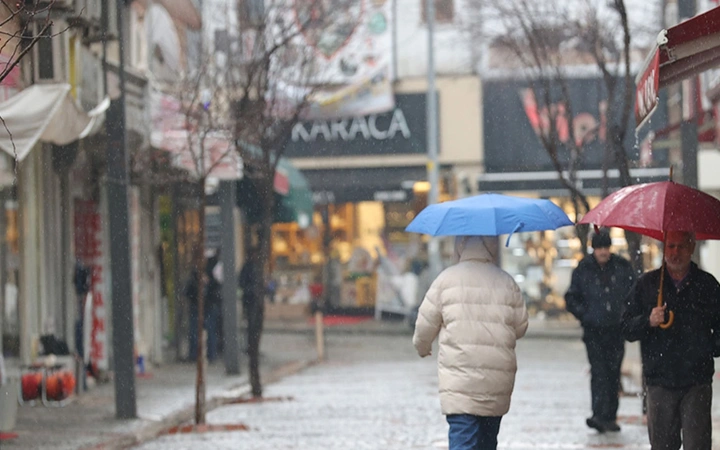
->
[[586, 416, 606, 433], [603, 421, 621, 432]]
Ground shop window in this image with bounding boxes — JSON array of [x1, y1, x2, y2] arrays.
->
[[421, 0, 454, 24]]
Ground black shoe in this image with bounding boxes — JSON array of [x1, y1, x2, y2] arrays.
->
[[603, 421, 621, 432], [586, 416, 606, 433]]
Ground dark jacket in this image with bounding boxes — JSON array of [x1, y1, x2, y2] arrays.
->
[[565, 254, 635, 328], [205, 256, 222, 308], [622, 263, 720, 388], [184, 269, 200, 306]]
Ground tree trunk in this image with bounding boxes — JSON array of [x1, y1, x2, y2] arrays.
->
[[247, 179, 274, 398], [194, 182, 207, 424], [576, 223, 590, 254], [624, 230, 643, 276]]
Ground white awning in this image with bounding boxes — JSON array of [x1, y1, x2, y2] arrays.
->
[[0, 83, 110, 161]]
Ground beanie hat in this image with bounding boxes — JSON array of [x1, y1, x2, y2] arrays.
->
[[591, 230, 612, 249]]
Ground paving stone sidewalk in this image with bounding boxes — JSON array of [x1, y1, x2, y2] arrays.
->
[[0, 318, 635, 450], [2, 332, 320, 450]]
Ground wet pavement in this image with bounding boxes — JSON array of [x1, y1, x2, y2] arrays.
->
[[133, 335, 665, 450], [3, 332, 320, 450]]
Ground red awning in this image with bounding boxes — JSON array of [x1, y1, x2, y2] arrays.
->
[[636, 6, 720, 128]]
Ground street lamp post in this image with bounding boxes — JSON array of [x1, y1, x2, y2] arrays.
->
[[103, 0, 137, 419]]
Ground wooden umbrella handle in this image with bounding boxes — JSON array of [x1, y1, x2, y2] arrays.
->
[[657, 255, 674, 329]]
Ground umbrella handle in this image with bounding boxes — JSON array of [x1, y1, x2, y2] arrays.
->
[[660, 311, 674, 329], [657, 245, 674, 329]]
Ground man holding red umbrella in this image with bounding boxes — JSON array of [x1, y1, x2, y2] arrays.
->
[[623, 231, 720, 450]]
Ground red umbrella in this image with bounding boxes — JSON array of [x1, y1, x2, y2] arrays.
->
[[579, 178, 720, 328], [579, 181, 720, 241]]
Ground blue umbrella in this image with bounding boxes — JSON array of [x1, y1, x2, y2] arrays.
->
[[405, 193, 573, 244]]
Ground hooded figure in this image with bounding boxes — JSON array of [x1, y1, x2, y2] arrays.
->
[[413, 236, 528, 450]]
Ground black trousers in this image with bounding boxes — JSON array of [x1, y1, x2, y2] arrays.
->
[[646, 384, 712, 450], [583, 326, 625, 422]]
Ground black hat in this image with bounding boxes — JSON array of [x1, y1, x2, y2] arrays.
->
[[591, 230, 612, 249]]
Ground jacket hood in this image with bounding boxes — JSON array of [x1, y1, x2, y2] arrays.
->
[[454, 236, 499, 263]]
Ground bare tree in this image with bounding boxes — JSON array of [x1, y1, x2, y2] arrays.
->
[[227, 0, 320, 398], [471, 0, 648, 271], [140, 53, 239, 424]]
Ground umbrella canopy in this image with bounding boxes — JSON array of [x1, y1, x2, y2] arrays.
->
[[578, 181, 720, 241], [405, 193, 573, 239]]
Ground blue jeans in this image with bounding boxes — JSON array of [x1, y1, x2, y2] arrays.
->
[[447, 414, 502, 450]]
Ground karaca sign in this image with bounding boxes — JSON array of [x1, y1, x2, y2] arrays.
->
[[284, 93, 427, 157], [635, 50, 660, 129], [291, 108, 411, 143]]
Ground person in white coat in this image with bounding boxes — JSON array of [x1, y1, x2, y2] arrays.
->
[[413, 235, 529, 450]]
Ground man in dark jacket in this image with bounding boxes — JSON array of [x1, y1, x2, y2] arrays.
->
[[185, 249, 223, 363], [623, 231, 720, 450], [565, 229, 635, 433]]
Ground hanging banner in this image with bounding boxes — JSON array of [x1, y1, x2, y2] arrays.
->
[[74, 199, 109, 372], [272, 0, 395, 120]]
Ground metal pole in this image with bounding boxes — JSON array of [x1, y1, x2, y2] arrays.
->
[[219, 180, 240, 374], [104, 0, 137, 419], [426, 0, 441, 277], [678, 0, 698, 189]]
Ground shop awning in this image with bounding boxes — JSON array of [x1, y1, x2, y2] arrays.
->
[[274, 158, 313, 228], [236, 157, 314, 228], [636, 6, 720, 128], [0, 83, 110, 161]]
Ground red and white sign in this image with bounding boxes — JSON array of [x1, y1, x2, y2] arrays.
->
[[635, 5, 720, 129], [74, 200, 108, 371], [635, 50, 660, 129]]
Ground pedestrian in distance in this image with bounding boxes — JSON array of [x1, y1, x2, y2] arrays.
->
[[204, 248, 223, 362], [184, 248, 223, 363], [623, 231, 720, 450], [413, 236, 529, 450], [239, 247, 260, 323], [565, 229, 635, 433]]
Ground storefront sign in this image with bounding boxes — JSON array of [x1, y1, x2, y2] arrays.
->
[[292, 108, 411, 143], [635, 50, 660, 129], [303, 166, 425, 204], [74, 200, 108, 371], [483, 78, 664, 174], [284, 93, 428, 157]]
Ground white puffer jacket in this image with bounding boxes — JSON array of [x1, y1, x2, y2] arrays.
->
[[413, 236, 529, 417]]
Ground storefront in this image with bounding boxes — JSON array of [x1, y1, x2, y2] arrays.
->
[[278, 93, 433, 313], [267, 165, 430, 313], [481, 77, 670, 318]]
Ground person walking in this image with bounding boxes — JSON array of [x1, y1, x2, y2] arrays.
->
[[413, 236, 528, 450], [623, 231, 720, 450], [565, 229, 635, 433], [184, 267, 201, 362], [185, 249, 223, 363], [204, 249, 223, 362]]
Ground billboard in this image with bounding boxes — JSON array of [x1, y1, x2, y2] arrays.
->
[[279, 0, 396, 119], [483, 78, 666, 173]]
